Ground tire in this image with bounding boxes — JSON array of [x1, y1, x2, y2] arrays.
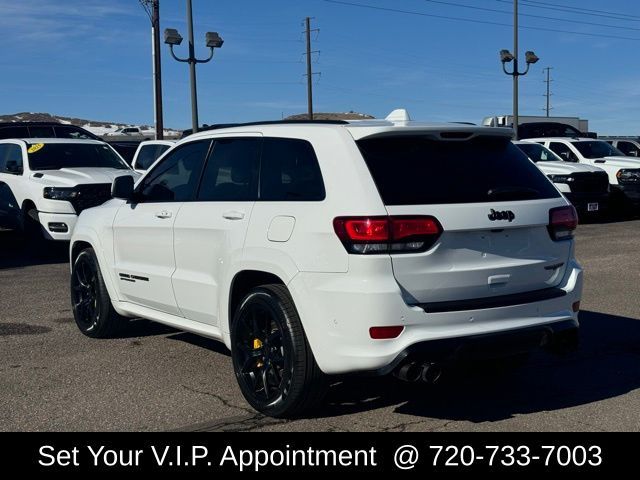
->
[[231, 284, 327, 418], [21, 205, 44, 241], [71, 248, 126, 338]]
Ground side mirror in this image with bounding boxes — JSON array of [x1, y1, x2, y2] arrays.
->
[[559, 152, 570, 161], [5, 160, 23, 175], [112, 175, 134, 200]]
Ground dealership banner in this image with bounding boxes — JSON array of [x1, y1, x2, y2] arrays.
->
[[0, 432, 635, 475]]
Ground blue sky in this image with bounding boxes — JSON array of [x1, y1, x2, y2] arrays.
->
[[1, 0, 639, 134]]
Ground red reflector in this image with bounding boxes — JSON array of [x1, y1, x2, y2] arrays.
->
[[550, 206, 578, 230], [336, 217, 389, 241], [391, 217, 441, 240], [572, 301, 580, 313], [369, 326, 404, 339]]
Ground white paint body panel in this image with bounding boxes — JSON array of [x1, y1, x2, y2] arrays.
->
[[71, 122, 583, 374]]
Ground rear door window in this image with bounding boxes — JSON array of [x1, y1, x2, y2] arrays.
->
[[196, 137, 260, 201], [259, 137, 325, 201], [357, 135, 560, 205]]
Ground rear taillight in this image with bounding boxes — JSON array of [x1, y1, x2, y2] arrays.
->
[[548, 206, 578, 241], [333, 216, 442, 254]]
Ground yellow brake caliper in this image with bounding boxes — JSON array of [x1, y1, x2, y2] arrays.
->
[[253, 338, 264, 368]]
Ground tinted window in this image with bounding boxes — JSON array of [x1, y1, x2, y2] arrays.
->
[[548, 142, 577, 162], [516, 142, 561, 162], [260, 138, 325, 201], [0, 144, 23, 173], [28, 126, 55, 137], [571, 140, 624, 159], [617, 141, 639, 156], [357, 135, 560, 205], [27, 143, 128, 170], [54, 126, 97, 140], [137, 140, 210, 202], [136, 144, 171, 170], [518, 123, 581, 139], [0, 126, 29, 139], [197, 138, 260, 201]]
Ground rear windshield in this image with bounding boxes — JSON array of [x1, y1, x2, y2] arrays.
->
[[27, 143, 129, 171], [357, 135, 560, 205], [572, 140, 624, 159], [516, 142, 561, 162]]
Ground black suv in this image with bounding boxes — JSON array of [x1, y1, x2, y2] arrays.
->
[[0, 122, 100, 140]]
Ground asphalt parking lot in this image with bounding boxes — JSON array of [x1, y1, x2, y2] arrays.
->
[[1, 220, 639, 432]]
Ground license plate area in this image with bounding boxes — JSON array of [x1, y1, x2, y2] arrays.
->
[[587, 203, 599, 212]]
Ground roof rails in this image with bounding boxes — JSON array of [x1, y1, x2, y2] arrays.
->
[[181, 119, 350, 138]]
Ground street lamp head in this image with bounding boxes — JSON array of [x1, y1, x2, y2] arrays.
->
[[500, 49, 515, 63], [164, 28, 183, 46], [205, 31, 224, 48], [525, 51, 539, 64]]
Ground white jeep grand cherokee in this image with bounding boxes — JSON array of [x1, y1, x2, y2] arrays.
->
[[69, 117, 583, 417], [0, 138, 139, 240]]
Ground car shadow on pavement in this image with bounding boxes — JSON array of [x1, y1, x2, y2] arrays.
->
[[166, 332, 232, 356], [0, 230, 69, 269], [319, 310, 640, 423]]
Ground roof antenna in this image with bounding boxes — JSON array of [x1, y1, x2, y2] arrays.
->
[[385, 108, 411, 123]]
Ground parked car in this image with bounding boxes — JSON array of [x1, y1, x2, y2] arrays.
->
[[516, 122, 594, 139], [603, 138, 640, 157], [105, 127, 144, 137], [529, 137, 640, 209], [0, 138, 139, 240], [70, 116, 582, 417], [514, 141, 609, 216], [0, 121, 100, 140], [131, 140, 175, 172]]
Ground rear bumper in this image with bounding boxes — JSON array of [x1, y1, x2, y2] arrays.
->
[[370, 319, 578, 376], [289, 259, 583, 375]]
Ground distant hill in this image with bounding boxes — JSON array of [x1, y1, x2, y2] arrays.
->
[[0, 112, 179, 137], [285, 111, 374, 121]]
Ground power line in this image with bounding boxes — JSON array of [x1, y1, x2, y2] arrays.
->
[[495, 0, 640, 23], [322, 0, 640, 41], [423, 0, 640, 32], [519, 0, 640, 20]]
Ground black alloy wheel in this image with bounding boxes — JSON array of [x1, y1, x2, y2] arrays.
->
[[233, 299, 291, 408]]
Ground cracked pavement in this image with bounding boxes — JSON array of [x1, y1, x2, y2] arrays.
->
[[1, 219, 640, 432]]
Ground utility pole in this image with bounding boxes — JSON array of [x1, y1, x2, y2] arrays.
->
[[543, 67, 553, 117], [140, 0, 164, 139], [305, 17, 314, 120], [513, 0, 519, 138]]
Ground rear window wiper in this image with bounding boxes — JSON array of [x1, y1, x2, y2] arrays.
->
[[487, 186, 540, 201]]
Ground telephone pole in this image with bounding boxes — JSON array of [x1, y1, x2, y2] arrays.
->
[[543, 67, 553, 117], [140, 0, 164, 139], [305, 17, 314, 120]]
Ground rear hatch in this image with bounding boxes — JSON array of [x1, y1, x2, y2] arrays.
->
[[356, 133, 572, 306]]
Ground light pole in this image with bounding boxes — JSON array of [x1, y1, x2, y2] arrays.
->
[[139, 0, 164, 139], [164, 0, 223, 134], [499, 0, 539, 140]]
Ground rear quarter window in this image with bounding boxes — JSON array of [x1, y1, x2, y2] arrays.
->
[[357, 135, 560, 205]]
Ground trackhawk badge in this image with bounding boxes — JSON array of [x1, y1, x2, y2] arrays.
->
[[488, 209, 515, 222]]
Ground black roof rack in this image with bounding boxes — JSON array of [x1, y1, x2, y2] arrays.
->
[[181, 119, 350, 138]]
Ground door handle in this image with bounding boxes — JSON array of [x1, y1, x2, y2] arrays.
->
[[155, 210, 172, 219], [222, 211, 245, 220]]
